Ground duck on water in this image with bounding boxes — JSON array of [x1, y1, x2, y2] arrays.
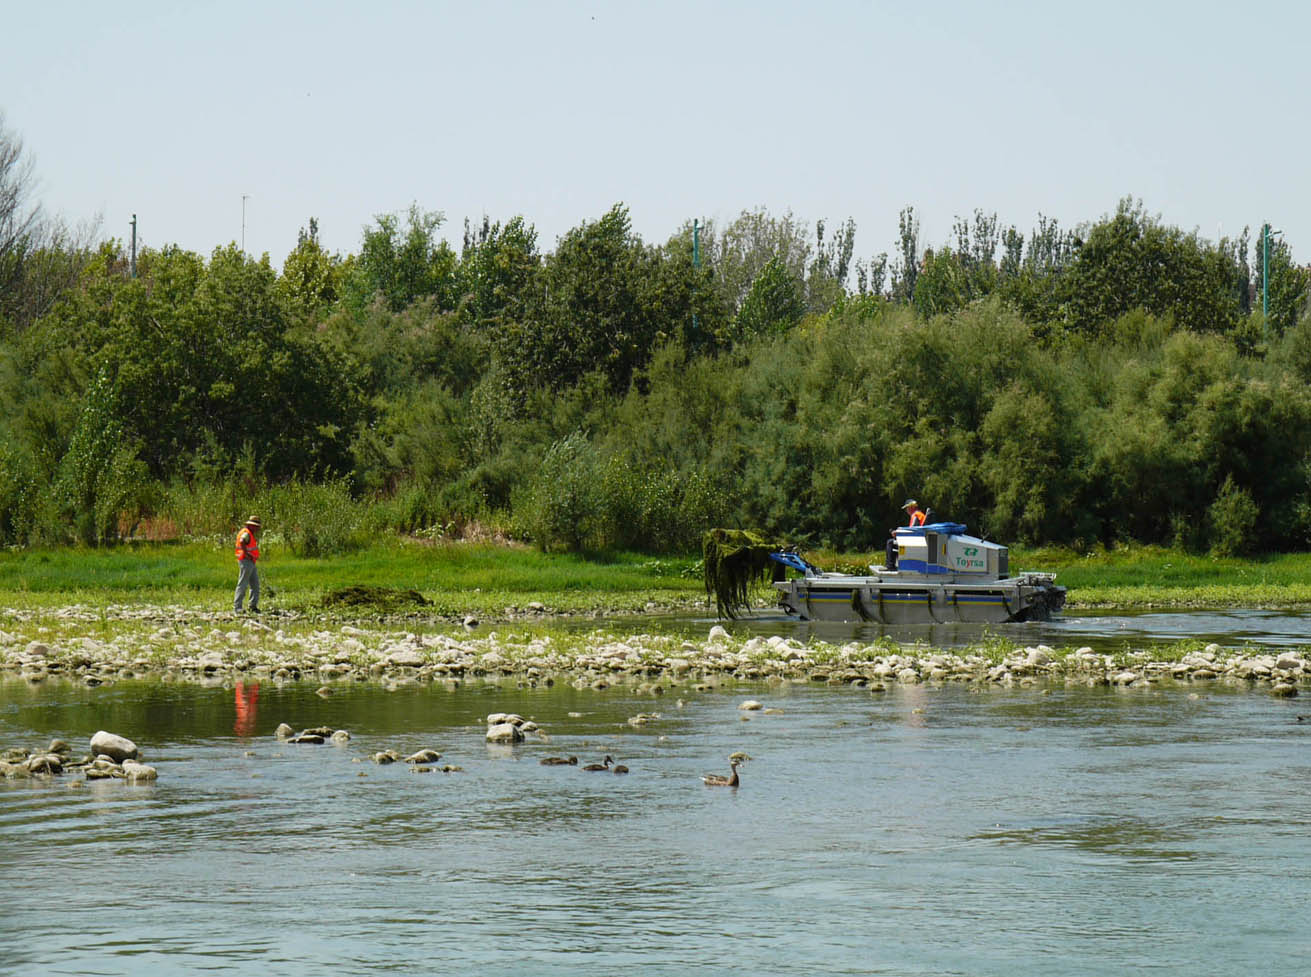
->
[[702, 757, 745, 787]]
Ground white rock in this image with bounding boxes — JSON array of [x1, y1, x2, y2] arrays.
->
[[122, 760, 158, 783], [738, 700, 764, 711], [708, 625, 730, 642], [89, 730, 139, 762], [485, 722, 524, 744], [386, 649, 424, 667]]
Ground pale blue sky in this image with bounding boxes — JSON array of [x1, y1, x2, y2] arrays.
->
[[5, 0, 1306, 269]]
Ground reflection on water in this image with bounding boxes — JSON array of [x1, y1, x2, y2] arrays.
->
[[579, 605, 1311, 652], [3, 676, 1311, 975], [233, 680, 259, 737]]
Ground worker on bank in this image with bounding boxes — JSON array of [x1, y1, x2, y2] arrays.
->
[[903, 499, 927, 527], [233, 516, 262, 614]]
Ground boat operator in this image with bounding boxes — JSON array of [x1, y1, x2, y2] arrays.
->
[[903, 499, 927, 527], [886, 499, 928, 569]]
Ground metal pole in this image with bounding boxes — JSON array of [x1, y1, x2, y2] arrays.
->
[[130, 214, 137, 278], [692, 219, 700, 339], [1262, 222, 1269, 321], [242, 194, 250, 253]]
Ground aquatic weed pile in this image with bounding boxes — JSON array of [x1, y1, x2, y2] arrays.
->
[[321, 586, 430, 613], [702, 529, 787, 619]]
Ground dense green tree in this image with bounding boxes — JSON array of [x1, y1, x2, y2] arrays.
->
[[499, 204, 661, 394], [912, 247, 971, 318], [457, 215, 540, 331], [1056, 199, 1242, 336], [279, 218, 345, 322], [342, 204, 457, 314], [1253, 230, 1309, 337], [735, 257, 807, 336], [25, 244, 362, 481]]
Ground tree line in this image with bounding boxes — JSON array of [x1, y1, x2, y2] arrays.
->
[[1, 116, 1309, 555]]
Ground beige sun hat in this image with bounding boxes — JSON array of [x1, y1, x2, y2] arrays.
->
[[245, 516, 261, 528]]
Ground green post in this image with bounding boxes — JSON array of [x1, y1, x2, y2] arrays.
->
[[692, 219, 701, 339], [1263, 222, 1270, 321]]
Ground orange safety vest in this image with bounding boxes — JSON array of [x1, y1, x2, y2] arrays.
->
[[235, 527, 260, 562], [908, 509, 926, 527]]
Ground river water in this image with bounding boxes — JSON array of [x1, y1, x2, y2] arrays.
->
[[593, 605, 1311, 653], [3, 651, 1311, 976]]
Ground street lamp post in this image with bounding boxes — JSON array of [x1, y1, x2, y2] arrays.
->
[[1262, 222, 1282, 322]]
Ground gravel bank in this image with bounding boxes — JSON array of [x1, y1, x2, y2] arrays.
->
[[0, 605, 1305, 695]]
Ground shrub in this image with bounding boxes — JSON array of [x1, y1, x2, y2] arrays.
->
[[1208, 476, 1258, 556], [265, 477, 363, 557], [0, 441, 38, 545], [515, 432, 602, 552]]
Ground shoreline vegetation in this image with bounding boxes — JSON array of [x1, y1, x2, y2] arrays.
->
[[0, 542, 1308, 696], [3, 539, 1311, 613]]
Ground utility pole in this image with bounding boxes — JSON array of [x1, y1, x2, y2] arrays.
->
[[242, 194, 250, 253], [1262, 222, 1282, 329], [130, 214, 137, 278], [692, 219, 701, 339]]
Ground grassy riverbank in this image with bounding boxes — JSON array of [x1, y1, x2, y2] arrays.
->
[[1015, 545, 1311, 608], [1, 540, 1311, 618], [0, 540, 704, 617]]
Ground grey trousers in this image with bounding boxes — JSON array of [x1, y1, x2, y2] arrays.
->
[[234, 559, 260, 612]]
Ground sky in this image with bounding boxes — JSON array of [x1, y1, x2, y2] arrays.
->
[[4, 0, 1308, 269]]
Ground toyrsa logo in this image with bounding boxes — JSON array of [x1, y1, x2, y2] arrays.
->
[[956, 545, 985, 570]]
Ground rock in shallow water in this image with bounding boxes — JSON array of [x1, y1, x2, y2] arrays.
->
[[122, 759, 158, 783], [89, 731, 139, 762], [485, 722, 524, 744]]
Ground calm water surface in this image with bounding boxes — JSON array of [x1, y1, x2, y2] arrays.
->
[[602, 605, 1311, 652], [3, 669, 1310, 976]]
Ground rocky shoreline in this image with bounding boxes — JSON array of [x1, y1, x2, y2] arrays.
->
[[0, 607, 1305, 697]]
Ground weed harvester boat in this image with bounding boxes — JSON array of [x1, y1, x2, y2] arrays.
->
[[770, 523, 1065, 624]]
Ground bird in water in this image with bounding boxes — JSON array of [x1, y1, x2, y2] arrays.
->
[[612, 761, 629, 774], [540, 755, 578, 766], [702, 758, 743, 787], [582, 755, 614, 771]]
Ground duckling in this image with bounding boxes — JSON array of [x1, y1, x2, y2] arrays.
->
[[540, 755, 578, 766], [582, 755, 613, 771], [702, 758, 742, 787]]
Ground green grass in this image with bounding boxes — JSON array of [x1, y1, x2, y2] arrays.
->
[[1011, 544, 1311, 607], [3, 539, 1311, 617], [0, 539, 705, 615]]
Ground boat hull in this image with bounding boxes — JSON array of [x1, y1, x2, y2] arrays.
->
[[774, 573, 1065, 625]]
